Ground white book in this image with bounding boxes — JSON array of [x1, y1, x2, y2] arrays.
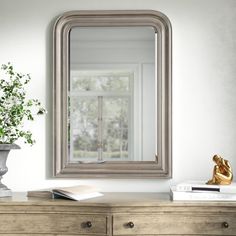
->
[[171, 186, 236, 201], [52, 185, 103, 201], [175, 181, 236, 193]]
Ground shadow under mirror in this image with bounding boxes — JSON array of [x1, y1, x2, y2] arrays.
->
[[69, 27, 156, 163]]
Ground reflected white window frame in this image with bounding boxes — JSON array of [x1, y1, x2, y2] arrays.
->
[[69, 67, 134, 162]]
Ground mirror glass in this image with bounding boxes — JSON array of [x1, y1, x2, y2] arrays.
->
[[69, 27, 156, 163]]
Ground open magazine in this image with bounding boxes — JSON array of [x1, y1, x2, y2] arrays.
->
[[27, 185, 103, 201]]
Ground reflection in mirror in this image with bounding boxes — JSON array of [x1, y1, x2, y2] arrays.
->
[[69, 27, 156, 162]]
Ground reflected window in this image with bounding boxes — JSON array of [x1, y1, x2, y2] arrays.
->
[[69, 70, 133, 162]]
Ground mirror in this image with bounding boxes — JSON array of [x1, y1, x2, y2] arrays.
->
[[53, 10, 172, 178], [70, 26, 156, 162]]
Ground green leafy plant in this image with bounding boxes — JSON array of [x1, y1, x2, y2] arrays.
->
[[0, 63, 46, 145]]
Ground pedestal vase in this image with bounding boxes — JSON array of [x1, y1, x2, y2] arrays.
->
[[0, 144, 20, 197]]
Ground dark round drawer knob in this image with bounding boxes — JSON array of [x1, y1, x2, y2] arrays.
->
[[86, 221, 92, 228], [222, 222, 229, 228], [127, 221, 134, 228]]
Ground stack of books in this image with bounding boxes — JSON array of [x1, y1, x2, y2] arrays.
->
[[170, 181, 236, 201]]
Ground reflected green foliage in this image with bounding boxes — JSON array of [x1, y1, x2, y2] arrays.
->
[[103, 98, 128, 158], [72, 97, 98, 157]]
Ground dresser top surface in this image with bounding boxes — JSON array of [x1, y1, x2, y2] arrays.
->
[[0, 192, 235, 207]]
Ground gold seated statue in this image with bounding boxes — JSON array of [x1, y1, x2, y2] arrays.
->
[[206, 154, 233, 185]]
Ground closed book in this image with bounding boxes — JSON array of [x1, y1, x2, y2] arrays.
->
[[27, 190, 52, 198], [176, 181, 236, 193], [170, 186, 236, 201]]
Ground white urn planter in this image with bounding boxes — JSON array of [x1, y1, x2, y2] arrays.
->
[[0, 63, 46, 197], [0, 144, 20, 197]]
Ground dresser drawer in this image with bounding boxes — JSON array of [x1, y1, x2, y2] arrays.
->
[[0, 213, 107, 235], [113, 214, 236, 235]]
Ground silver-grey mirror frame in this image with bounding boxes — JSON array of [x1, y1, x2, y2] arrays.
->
[[53, 10, 172, 178]]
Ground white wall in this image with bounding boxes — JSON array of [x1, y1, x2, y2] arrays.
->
[[0, 0, 236, 192]]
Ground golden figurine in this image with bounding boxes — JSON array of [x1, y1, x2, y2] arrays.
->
[[206, 154, 233, 185]]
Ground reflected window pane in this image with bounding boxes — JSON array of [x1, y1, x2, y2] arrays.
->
[[70, 97, 98, 160], [103, 98, 128, 121], [71, 97, 98, 129], [73, 133, 98, 158], [103, 129, 129, 159], [102, 97, 129, 160], [71, 70, 131, 92]]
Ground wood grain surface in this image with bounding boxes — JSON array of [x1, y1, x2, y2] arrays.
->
[[0, 193, 235, 235]]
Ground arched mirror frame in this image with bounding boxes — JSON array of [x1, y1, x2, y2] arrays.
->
[[53, 10, 172, 178]]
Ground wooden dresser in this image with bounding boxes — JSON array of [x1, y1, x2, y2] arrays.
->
[[0, 192, 236, 235]]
